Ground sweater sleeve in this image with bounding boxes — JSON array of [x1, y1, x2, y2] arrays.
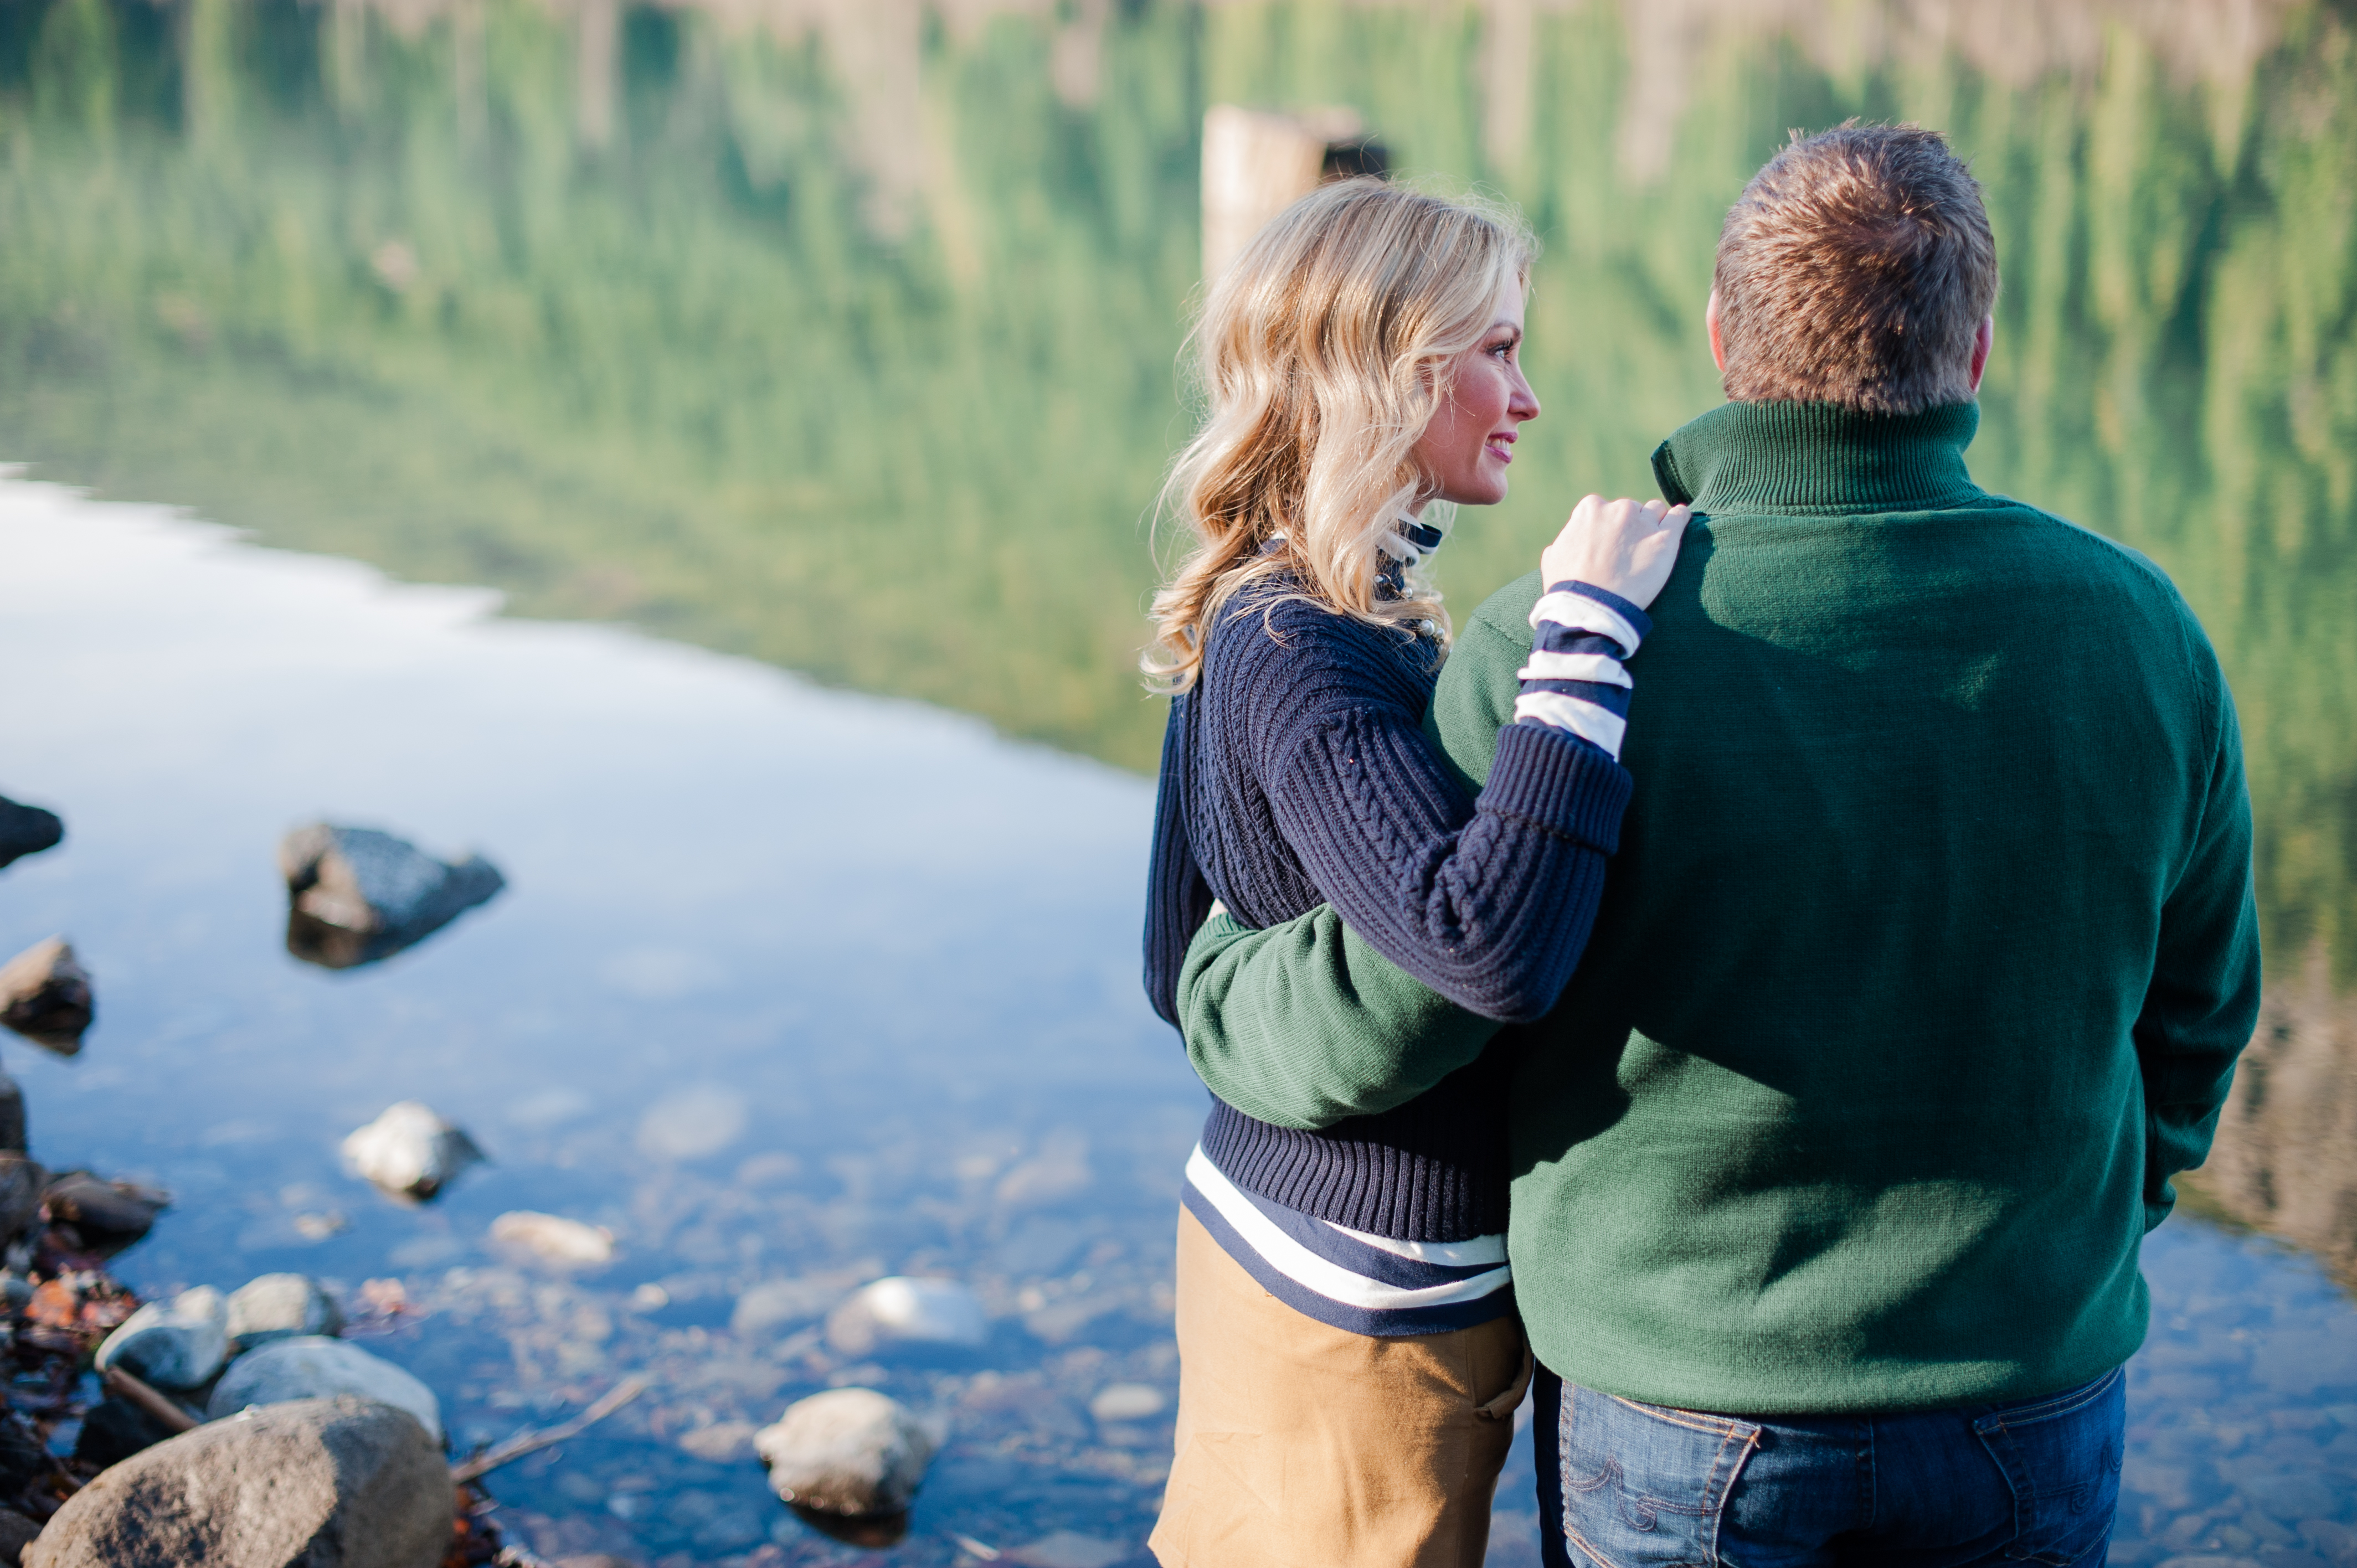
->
[[1252, 605, 1631, 1023], [1143, 697, 1214, 1031], [2133, 649, 2263, 1231]]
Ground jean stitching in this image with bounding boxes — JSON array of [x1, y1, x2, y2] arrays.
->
[[1979, 1366, 2123, 1433], [1699, 1423, 1758, 1565], [1978, 1411, 2113, 1566], [1606, 1392, 1747, 1439]]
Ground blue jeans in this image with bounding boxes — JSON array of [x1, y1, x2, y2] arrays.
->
[[1532, 1364, 2124, 1568]]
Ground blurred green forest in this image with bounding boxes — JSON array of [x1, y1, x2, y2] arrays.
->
[[0, 0, 2350, 984]]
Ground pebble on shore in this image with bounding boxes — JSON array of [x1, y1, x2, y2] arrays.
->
[[224, 1273, 343, 1354], [207, 1335, 444, 1442], [93, 1287, 229, 1392]]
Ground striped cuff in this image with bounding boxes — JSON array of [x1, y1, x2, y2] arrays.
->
[[1514, 580, 1651, 761]]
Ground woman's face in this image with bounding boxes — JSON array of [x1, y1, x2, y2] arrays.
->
[[1411, 278, 1539, 509]]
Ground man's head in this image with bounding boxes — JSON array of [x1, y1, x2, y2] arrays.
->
[[1708, 123, 1998, 414]]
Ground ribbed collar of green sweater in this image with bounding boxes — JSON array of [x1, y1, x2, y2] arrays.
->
[[1650, 399, 1987, 515]]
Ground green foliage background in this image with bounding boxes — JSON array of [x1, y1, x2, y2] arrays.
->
[[0, 0, 2350, 983]]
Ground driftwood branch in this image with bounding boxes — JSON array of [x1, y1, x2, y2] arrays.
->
[[450, 1376, 647, 1484], [101, 1366, 200, 1435]]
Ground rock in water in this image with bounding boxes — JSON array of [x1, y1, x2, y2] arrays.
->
[[71, 1397, 182, 1468], [0, 1157, 42, 1245], [225, 1274, 343, 1353], [341, 1102, 484, 1201], [25, 1396, 450, 1568], [0, 797, 61, 870], [0, 1074, 23, 1156], [487, 1211, 614, 1267], [278, 823, 503, 969], [207, 1337, 442, 1443], [0, 1509, 39, 1565], [95, 1287, 229, 1390], [825, 1277, 989, 1357], [0, 938, 92, 1055], [39, 1170, 163, 1257], [755, 1388, 937, 1518]]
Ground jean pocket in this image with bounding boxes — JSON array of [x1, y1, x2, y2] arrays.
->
[[1973, 1366, 2126, 1567], [1558, 1386, 1759, 1568]]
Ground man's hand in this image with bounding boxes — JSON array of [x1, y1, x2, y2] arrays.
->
[[1541, 496, 1692, 610]]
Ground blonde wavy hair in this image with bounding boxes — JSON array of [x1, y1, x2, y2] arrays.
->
[[1144, 179, 1537, 693]]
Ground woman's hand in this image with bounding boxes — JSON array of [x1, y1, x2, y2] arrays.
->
[[1540, 496, 1693, 610]]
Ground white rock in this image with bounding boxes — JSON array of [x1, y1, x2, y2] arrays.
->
[[754, 1389, 936, 1516], [1087, 1383, 1165, 1422], [825, 1277, 988, 1357], [488, 1211, 614, 1266], [225, 1274, 343, 1353], [207, 1337, 442, 1443], [95, 1288, 229, 1391], [341, 1102, 485, 1201]]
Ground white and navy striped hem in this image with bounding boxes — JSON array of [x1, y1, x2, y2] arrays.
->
[[1512, 580, 1652, 761], [1181, 1146, 1514, 1337]]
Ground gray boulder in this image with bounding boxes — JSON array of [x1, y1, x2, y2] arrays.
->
[[754, 1388, 936, 1518], [0, 938, 91, 1055], [279, 824, 502, 969], [0, 796, 61, 870], [95, 1287, 229, 1391], [25, 1396, 451, 1568], [208, 1337, 442, 1443], [227, 1274, 344, 1353], [0, 1510, 38, 1566]]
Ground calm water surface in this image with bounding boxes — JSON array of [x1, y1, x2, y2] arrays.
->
[[3, 483, 2353, 1565], [0, 0, 2352, 1561]]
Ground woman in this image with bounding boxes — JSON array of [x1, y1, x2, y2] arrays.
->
[[1140, 180, 1687, 1566]]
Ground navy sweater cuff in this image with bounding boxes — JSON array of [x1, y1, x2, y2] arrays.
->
[[1479, 720, 1634, 854]]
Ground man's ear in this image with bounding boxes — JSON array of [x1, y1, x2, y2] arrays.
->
[[1706, 288, 1727, 373], [1969, 314, 1994, 393]]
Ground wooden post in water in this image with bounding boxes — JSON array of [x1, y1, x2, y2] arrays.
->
[[1201, 106, 1389, 282]]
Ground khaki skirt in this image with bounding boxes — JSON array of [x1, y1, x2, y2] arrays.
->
[[1149, 1206, 1531, 1568]]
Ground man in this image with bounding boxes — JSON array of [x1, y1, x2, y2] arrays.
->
[[1172, 123, 2259, 1565]]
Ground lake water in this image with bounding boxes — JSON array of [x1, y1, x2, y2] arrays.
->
[[0, 0, 2353, 1562]]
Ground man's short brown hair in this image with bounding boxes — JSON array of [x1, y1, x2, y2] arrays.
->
[[1714, 122, 1998, 414]]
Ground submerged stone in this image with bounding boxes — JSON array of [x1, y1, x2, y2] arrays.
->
[[0, 1156, 43, 1246], [95, 1287, 229, 1391], [207, 1336, 443, 1443], [341, 1101, 485, 1202], [26, 1396, 450, 1568], [0, 937, 92, 1055], [278, 823, 503, 969], [487, 1210, 614, 1267], [72, 1397, 182, 1469]]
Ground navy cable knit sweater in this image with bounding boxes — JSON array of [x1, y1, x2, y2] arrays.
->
[[1144, 577, 1634, 1241]]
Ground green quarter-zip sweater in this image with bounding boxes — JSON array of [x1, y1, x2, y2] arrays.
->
[[1176, 400, 2261, 1414]]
